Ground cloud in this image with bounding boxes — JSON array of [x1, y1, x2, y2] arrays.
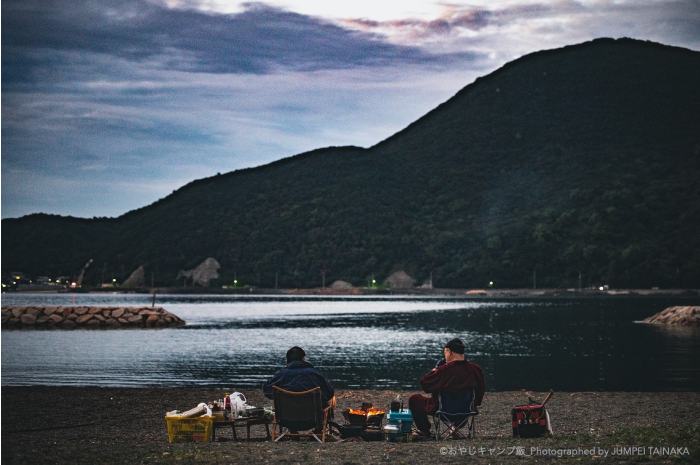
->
[[2, 0, 483, 80], [2, 43, 480, 218], [340, 3, 558, 43], [2, 0, 492, 218], [2, 0, 699, 219], [338, 1, 700, 52], [343, 7, 494, 37]]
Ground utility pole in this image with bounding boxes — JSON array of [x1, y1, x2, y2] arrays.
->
[[321, 269, 327, 288], [533, 268, 537, 289], [578, 271, 582, 291], [275, 271, 279, 290]]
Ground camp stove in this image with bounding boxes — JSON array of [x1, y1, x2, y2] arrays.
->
[[338, 403, 385, 440], [342, 403, 385, 428]]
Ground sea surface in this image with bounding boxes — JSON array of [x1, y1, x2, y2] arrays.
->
[[2, 293, 699, 391]]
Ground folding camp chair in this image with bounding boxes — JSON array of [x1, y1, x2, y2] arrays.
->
[[271, 386, 331, 443], [431, 389, 478, 440]]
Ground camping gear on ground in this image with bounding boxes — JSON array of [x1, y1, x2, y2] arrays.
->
[[229, 392, 248, 419], [220, 391, 265, 419], [165, 393, 273, 443], [271, 386, 332, 443], [431, 389, 478, 440], [165, 403, 214, 442], [330, 421, 385, 441], [384, 408, 413, 442], [338, 403, 385, 441], [342, 403, 385, 427], [173, 402, 212, 418], [361, 427, 384, 441], [165, 413, 215, 443], [382, 424, 400, 437], [212, 415, 273, 441], [241, 406, 265, 418], [390, 395, 404, 412], [330, 422, 365, 439], [512, 390, 554, 438]]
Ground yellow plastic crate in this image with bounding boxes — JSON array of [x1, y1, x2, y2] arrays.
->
[[165, 415, 214, 443]]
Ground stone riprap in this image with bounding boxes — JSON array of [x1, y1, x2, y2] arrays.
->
[[1, 306, 185, 329], [641, 306, 700, 327]]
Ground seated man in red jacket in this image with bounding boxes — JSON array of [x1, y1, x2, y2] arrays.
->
[[409, 338, 485, 438]]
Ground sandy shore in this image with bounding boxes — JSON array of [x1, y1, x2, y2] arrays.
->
[[2, 387, 698, 464]]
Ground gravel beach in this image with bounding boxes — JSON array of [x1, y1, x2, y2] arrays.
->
[[2, 387, 698, 464]]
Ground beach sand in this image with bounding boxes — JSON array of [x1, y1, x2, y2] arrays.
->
[[2, 387, 698, 464]]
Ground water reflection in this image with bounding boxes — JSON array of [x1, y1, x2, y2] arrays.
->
[[2, 294, 698, 390]]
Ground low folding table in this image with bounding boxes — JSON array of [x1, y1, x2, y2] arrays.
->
[[213, 415, 272, 441]]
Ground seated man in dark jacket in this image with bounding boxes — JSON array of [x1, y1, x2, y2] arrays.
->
[[263, 346, 335, 408], [409, 338, 485, 438]]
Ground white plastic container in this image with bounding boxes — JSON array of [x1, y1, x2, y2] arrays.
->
[[229, 392, 247, 418]]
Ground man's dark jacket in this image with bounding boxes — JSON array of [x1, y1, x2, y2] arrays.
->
[[263, 360, 334, 404], [419, 359, 485, 411]]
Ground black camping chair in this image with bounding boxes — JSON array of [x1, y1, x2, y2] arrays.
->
[[431, 389, 478, 440], [271, 386, 331, 442]]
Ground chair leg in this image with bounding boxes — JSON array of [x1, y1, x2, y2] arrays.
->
[[321, 408, 329, 443], [451, 423, 468, 440], [468, 416, 476, 438], [433, 417, 475, 440], [431, 416, 441, 441], [446, 425, 457, 439], [435, 421, 446, 441]]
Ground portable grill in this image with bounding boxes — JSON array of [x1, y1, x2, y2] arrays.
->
[[342, 407, 385, 427], [337, 403, 386, 440]]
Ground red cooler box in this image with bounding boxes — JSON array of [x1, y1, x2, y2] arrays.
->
[[511, 403, 552, 438]]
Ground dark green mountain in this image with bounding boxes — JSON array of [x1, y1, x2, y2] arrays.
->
[[3, 38, 700, 289]]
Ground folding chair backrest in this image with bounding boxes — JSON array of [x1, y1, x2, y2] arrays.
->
[[272, 386, 324, 431], [437, 389, 477, 425]]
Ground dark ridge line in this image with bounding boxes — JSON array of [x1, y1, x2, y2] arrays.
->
[[8, 37, 696, 223]]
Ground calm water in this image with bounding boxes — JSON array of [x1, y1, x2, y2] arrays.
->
[[2, 293, 699, 391]]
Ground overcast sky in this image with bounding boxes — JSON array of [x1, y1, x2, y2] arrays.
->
[[3, 0, 699, 219]]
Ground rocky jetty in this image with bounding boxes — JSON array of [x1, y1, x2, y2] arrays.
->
[[641, 306, 700, 327], [1, 306, 185, 329]]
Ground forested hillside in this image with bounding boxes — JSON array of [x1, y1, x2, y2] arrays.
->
[[3, 38, 699, 289]]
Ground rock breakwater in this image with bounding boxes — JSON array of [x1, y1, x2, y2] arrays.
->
[[1, 306, 185, 329], [641, 306, 699, 327]]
